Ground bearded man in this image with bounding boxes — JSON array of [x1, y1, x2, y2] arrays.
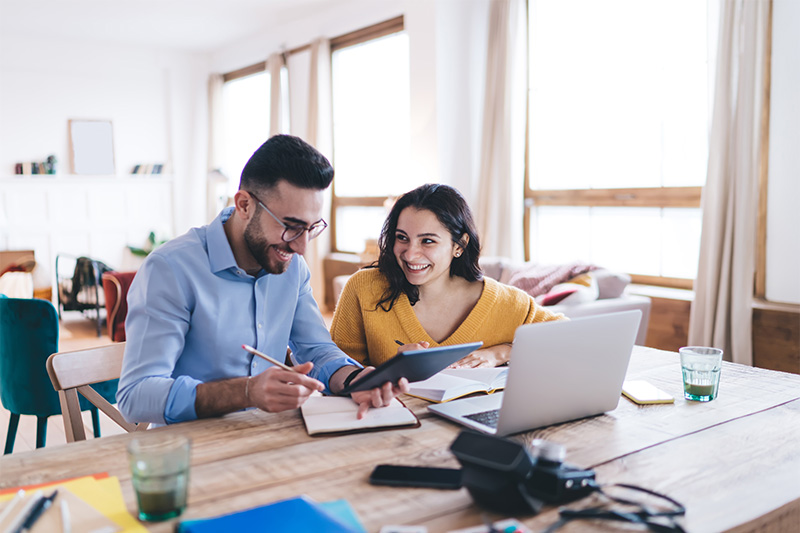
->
[[118, 135, 407, 425]]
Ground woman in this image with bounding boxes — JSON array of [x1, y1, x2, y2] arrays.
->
[[330, 184, 564, 368]]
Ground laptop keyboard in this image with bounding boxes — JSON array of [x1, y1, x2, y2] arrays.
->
[[464, 409, 500, 428]]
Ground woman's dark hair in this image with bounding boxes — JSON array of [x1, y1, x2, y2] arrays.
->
[[375, 183, 482, 311], [239, 134, 333, 192]]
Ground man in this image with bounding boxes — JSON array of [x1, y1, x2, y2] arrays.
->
[[117, 135, 408, 425]]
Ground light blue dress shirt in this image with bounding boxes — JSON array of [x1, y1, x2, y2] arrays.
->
[[117, 207, 360, 425]]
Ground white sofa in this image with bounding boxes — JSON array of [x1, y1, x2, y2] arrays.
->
[[331, 258, 651, 346], [479, 257, 651, 345]]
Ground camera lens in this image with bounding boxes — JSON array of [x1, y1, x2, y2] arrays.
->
[[529, 439, 566, 465]]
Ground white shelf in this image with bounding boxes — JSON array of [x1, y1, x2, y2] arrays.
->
[[0, 174, 172, 183]]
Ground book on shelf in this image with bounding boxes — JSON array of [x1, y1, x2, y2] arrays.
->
[[406, 367, 508, 403], [300, 393, 419, 436]]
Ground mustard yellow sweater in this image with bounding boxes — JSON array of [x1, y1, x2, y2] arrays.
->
[[330, 268, 565, 366]]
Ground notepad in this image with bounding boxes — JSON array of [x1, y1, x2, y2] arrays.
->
[[177, 495, 363, 533], [406, 367, 508, 403], [300, 394, 419, 436]]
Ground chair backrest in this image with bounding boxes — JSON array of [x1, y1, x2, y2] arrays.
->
[[0, 297, 62, 416], [101, 271, 137, 342], [46, 342, 147, 442]]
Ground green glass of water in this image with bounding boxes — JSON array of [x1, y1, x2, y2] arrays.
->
[[680, 346, 723, 402], [128, 434, 191, 521]]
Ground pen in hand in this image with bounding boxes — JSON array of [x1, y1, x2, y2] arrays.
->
[[242, 344, 295, 372], [395, 340, 404, 346]]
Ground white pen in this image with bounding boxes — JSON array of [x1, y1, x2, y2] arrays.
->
[[241, 344, 295, 372], [60, 498, 71, 533], [0, 489, 25, 524], [4, 489, 42, 533]]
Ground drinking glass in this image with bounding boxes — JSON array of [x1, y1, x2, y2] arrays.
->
[[680, 346, 723, 402], [128, 434, 191, 521]]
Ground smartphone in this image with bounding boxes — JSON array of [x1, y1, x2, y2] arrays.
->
[[622, 380, 674, 405], [369, 464, 463, 489]]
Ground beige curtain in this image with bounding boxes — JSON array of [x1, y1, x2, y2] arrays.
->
[[206, 73, 226, 221], [266, 53, 286, 136], [475, 0, 527, 261], [688, 0, 771, 365], [304, 38, 334, 310]]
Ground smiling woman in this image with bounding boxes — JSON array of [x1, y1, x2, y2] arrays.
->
[[330, 184, 565, 368]]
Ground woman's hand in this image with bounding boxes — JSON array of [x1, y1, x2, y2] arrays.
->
[[449, 343, 512, 369], [396, 340, 430, 355]]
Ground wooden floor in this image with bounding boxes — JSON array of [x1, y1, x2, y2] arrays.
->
[[0, 312, 128, 454]]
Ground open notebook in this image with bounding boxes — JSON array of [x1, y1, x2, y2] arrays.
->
[[407, 368, 507, 403], [300, 393, 419, 436]]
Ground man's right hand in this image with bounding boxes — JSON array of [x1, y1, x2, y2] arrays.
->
[[247, 361, 324, 413]]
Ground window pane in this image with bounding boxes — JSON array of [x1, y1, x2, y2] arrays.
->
[[332, 33, 411, 197], [661, 208, 701, 279], [335, 206, 387, 254], [590, 207, 661, 276], [530, 206, 701, 279], [221, 72, 270, 197], [528, 0, 709, 190], [529, 207, 592, 264]]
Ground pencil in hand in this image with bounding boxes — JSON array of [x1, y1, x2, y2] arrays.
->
[[241, 344, 295, 372]]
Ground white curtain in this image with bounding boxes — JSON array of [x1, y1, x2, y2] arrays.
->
[[206, 73, 226, 221], [688, 0, 771, 365], [266, 52, 286, 136], [304, 38, 334, 310], [475, 0, 527, 261]]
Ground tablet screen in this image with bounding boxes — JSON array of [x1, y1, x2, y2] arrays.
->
[[341, 341, 484, 393]]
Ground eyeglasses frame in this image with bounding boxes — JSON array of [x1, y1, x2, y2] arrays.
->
[[246, 190, 328, 243]]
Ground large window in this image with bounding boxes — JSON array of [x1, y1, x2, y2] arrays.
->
[[221, 68, 289, 197], [331, 18, 412, 254], [526, 0, 712, 288]]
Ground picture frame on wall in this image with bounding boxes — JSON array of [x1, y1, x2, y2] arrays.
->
[[68, 119, 116, 175]]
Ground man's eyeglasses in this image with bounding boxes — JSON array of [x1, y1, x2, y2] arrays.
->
[[247, 191, 328, 242]]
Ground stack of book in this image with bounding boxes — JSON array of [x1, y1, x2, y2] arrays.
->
[[131, 163, 164, 175]]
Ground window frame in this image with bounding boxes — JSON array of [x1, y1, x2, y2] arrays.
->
[[523, 1, 706, 291], [329, 16, 405, 253], [221, 16, 405, 254]]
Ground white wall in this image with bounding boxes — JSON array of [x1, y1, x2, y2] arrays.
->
[[765, 0, 800, 305], [0, 32, 210, 237]]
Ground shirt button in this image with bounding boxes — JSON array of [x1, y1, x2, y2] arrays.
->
[[257, 323, 263, 329], [252, 361, 257, 368], [237, 270, 242, 275]]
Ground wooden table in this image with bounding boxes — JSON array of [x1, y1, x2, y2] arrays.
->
[[2, 346, 800, 532]]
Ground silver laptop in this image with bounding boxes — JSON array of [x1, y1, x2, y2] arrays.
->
[[428, 310, 642, 436]]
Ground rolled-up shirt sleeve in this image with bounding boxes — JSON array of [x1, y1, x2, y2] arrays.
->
[[117, 252, 198, 425]]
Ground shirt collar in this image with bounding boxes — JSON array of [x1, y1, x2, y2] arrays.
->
[[207, 207, 240, 274]]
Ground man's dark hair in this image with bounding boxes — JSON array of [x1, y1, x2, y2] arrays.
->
[[375, 183, 483, 311], [239, 134, 334, 192]]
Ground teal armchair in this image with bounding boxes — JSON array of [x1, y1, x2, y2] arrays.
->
[[0, 296, 118, 453]]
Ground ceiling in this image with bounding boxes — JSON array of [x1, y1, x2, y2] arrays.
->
[[0, 0, 338, 53]]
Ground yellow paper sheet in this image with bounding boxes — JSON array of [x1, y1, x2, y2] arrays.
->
[[0, 476, 147, 533]]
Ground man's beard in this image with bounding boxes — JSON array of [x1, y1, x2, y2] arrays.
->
[[243, 215, 293, 275]]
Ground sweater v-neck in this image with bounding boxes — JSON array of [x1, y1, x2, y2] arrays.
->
[[394, 278, 499, 345]]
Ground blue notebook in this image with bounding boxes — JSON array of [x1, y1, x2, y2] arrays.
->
[[177, 495, 364, 533]]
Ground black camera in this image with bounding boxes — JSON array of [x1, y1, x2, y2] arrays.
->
[[450, 431, 596, 514]]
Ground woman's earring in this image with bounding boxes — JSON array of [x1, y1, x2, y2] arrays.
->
[[455, 251, 461, 258]]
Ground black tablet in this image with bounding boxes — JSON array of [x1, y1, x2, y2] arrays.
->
[[341, 341, 484, 394]]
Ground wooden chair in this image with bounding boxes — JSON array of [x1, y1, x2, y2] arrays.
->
[[46, 342, 147, 442]]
